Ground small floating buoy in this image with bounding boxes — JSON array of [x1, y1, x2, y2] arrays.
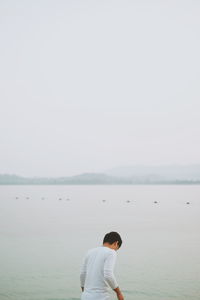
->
[[154, 201, 158, 204], [186, 202, 190, 205], [126, 200, 130, 203]]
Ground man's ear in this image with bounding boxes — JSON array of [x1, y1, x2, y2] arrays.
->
[[114, 241, 119, 248]]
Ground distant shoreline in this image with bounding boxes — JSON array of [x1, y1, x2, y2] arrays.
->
[[1, 172, 200, 185]]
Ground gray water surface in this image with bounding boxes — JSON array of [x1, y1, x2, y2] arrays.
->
[[0, 185, 200, 300]]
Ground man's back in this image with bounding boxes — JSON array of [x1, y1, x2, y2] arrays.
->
[[80, 246, 118, 298]]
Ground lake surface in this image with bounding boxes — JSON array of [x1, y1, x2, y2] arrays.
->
[[0, 185, 200, 300]]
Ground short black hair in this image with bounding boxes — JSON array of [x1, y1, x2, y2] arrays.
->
[[103, 231, 122, 248]]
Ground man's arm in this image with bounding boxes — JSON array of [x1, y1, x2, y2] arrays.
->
[[80, 254, 88, 291], [104, 251, 124, 299], [104, 251, 118, 288]]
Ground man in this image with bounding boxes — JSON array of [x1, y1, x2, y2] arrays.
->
[[80, 231, 124, 300]]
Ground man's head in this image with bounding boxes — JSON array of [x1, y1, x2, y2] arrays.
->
[[103, 231, 122, 250]]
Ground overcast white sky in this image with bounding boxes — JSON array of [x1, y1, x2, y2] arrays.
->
[[0, 0, 200, 177]]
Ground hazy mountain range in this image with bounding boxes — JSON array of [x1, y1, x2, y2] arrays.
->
[[106, 164, 200, 180], [1, 165, 200, 184]]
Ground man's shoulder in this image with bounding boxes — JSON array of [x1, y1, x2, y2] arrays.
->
[[86, 246, 101, 256], [86, 246, 116, 257], [86, 246, 112, 255], [93, 246, 116, 256]]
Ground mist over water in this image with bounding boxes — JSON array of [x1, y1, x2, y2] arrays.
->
[[0, 185, 199, 300]]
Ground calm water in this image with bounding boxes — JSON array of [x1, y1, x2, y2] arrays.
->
[[0, 185, 200, 300]]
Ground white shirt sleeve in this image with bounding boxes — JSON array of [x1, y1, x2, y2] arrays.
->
[[103, 251, 118, 289], [80, 253, 88, 287]]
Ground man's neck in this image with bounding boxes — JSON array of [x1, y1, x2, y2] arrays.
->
[[103, 243, 115, 250]]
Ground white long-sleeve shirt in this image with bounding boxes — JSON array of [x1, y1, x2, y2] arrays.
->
[[80, 246, 118, 299]]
